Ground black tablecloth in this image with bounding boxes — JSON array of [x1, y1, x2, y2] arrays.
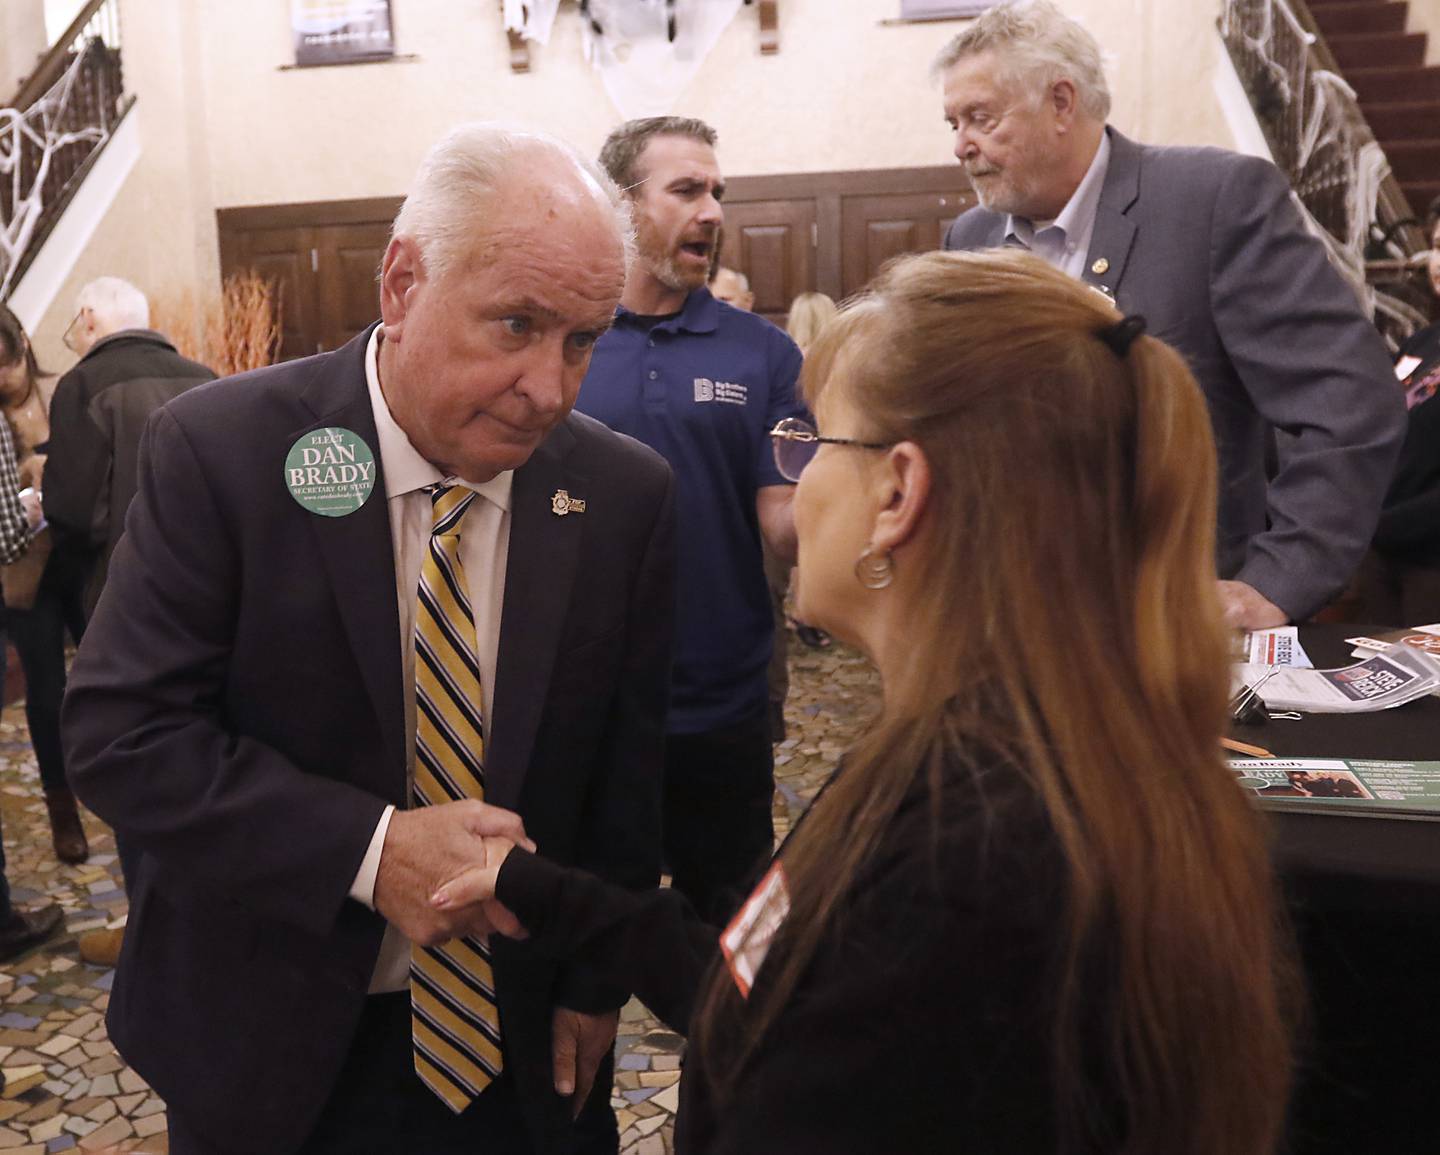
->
[[1242, 625, 1440, 1154]]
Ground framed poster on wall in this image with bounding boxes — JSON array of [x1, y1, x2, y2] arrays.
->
[[899, 1, 989, 17], [292, 0, 394, 67]]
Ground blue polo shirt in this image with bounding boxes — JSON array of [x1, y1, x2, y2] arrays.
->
[[575, 288, 805, 734]]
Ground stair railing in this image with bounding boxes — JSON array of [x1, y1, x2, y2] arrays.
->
[[1220, 0, 1429, 343], [0, 0, 131, 300]]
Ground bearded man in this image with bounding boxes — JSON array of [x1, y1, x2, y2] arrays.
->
[[575, 117, 804, 924]]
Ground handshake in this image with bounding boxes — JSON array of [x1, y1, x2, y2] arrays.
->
[[371, 799, 534, 947]]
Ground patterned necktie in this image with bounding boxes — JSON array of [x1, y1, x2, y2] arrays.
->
[[410, 483, 503, 1111]]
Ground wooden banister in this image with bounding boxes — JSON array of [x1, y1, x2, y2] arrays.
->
[[10, 0, 113, 111]]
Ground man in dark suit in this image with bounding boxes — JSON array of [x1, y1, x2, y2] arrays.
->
[[63, 124, 674, 1155], [937, 0, 1404, 628]]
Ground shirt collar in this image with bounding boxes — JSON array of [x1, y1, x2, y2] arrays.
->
[[364, 326, 513, 512], [1005, 131, 1112, 247], [615, 287, 719, 335]]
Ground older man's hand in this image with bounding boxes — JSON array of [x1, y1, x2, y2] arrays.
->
[[553, 1007, 620, 1116], [373, 800, 531, 946], [1218, 580, 1289, 631]]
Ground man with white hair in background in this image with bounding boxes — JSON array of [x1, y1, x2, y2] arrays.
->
[[939, 0, 1404, 629], [63, 125, 675, 1155], [44, 276, 214, 614], [708, 264, 754, 312], [40, 275, 212, 957]]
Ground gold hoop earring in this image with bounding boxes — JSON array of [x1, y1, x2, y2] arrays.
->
[[855, 545, 894, 590]]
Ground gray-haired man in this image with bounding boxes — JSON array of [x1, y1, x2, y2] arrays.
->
[[65, 124, 674, 1155], [939, 0, 1404, 628]]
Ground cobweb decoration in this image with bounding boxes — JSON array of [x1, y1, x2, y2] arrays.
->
[[503, 0, 563, 45], [1220, 0, 1416, 329], [0, 42, 110, 300], [579, 0, 743, 120]]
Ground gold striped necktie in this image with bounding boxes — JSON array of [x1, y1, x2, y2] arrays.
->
[[411, 483, 503, 1111]]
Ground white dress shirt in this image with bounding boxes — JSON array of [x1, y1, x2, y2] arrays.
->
[[1005, 132, 1112, 282], [348, 326, 514, 992]]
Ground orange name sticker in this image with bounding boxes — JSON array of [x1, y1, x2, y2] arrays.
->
[[719, 861, 791, 998]]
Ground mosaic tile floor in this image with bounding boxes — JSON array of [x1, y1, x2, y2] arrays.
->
[[0, 635, 880, 1154]]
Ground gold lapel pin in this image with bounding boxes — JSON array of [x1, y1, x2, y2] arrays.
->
[[551, 489, 586, 516], [1091, 257, 1110, 276]]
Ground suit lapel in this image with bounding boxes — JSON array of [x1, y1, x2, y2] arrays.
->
[[296, 326, 406, 802], [1082, 128, 1141, 302], [485, 420, 584, 811]]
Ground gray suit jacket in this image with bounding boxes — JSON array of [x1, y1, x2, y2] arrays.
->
[[944, 128, 1404, 620]]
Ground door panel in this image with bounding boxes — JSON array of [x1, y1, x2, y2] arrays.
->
[[717, 199, 816, 326], [227, 226, 317, 361], [319, 223, 390, 352], [840, 189, 975, 298]]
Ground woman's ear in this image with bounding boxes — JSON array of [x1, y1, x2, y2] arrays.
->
[[870, 441, 931, 553]]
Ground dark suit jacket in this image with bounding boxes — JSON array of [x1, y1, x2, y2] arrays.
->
[[945, 128, 1405, 620], [41, 328, 214, 611], [63, 326, 676, 1154]]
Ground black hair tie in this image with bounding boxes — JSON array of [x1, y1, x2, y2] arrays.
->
[[1099, 314, 1147, 357]]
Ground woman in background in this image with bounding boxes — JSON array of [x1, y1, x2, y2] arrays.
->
[[0, 304, 89, 864], [783, 290, 837, 356], [448, 251, 1297, 1154], [779, 291, 838, 650]]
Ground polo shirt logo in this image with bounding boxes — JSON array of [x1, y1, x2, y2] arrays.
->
[[693, 377, 748, 406]]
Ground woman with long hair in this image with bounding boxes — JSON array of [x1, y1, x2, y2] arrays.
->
[[441, 251, 1297, 1154], [0, 304, 89, 864], [783, 290, 837, 355]]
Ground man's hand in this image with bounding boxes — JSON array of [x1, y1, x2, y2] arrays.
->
[[373, 800, 531, 946], [1218, 580, 1288, 631], [552, 1007, 620, 1116], [756, 484, 797, 567]]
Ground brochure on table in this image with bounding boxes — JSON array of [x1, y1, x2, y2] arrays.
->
[[1233, 644, 1440, 714], [1231, 758, 1440, 819]]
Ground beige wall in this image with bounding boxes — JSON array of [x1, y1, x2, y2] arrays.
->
[[0, 0, 48, 99], [28, 0, 217, 371], [24, 0, 1237, 349], [1407, 0, 1440, 65], [195, 0, 1235, 206]]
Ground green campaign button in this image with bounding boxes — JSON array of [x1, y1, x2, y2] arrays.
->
[[285, 427, 377, 517]]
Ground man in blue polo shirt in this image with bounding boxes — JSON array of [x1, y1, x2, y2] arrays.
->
[[579, 116, 804, 924]]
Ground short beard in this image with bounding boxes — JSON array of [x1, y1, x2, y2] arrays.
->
[[651, 254, 707, 294], [969, 169, 1035, 218], [635, 216, 707, 295]]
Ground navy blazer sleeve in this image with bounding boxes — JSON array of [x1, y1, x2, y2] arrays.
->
[[63, 405, 387, 934], [552, 464, 676, 1012], [1208, 157, 1404, 617]]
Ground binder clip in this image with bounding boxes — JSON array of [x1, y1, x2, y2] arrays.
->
[[1230, 667, 1279, 726]]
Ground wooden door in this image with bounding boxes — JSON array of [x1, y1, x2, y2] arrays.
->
[[717, 198, 816, 325], [316, 222, 391, 352], [840, 188, 975, 298], [218, 198, 400, 361], [219, 224, 320, 361]]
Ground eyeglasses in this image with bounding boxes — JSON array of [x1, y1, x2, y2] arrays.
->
[[769, 417, 891, 483], [61, 310, 85, 354]]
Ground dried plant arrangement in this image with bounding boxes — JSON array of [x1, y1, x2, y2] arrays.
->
[[151, 270, 282, 376]]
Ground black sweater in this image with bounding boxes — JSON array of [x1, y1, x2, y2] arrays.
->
[[1376, 323, 1440, 563], [496, 757, 1103, 1153]]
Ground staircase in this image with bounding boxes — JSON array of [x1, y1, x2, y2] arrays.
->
[[1313, 1, 1440, 214]]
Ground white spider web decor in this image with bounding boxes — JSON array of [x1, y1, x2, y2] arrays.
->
[[1220, 0, 1415, 328], [0, 42, 109, 300]]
